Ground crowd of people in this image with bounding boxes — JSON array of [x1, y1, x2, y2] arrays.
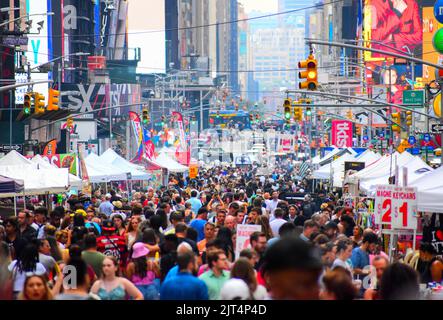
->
[[0, 164, 440, 300]]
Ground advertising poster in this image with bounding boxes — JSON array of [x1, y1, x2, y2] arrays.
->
[[235, 224, 262, 259], [363, 0, 424, 107], [422, 6, 443, 83]]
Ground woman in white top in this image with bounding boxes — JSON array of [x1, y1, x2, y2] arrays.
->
[[332, 238, 354, 276], [8, 243, 47, 297], [125, 216, 141, 250], [229, 258, 268, 300]]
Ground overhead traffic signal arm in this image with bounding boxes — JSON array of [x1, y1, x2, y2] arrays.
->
[[298, 55, 318, 91]]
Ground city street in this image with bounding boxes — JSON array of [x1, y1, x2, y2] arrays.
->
[[1, 0, 443, 306]]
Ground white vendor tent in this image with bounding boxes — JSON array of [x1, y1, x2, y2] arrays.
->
[[31, 155, 82, 188], [359, 154, 433, 194], [0, 151, 74, 196], [155, 152, 188, 173], [99, 149, 150, 180], [85, 153, 128, 182], [410, 165, 443, 213], [312, 147, 340, 165]]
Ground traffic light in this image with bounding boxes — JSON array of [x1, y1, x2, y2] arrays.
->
[[34, 92, 45, 114], [249, 114, 253, 121], [283, 98, 292, 123], [356, 125, 361, 136], [346, 110, 353, 119], [217, 111, 221, 118], [161, 115, 166, 126], [142, 108, 149, 124], [306, 107, 312, 116], [405, 111, 412, 126], [66, 117, 74, 128], [47, 88, 60, 111], [298, 55, 318, 90], [391, 112, 401, 133], [24, 92, 32, 115], [293, 106, 303, 121], [191, 115, 196, 125]]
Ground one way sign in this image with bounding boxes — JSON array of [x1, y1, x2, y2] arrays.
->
[[431, 124, 443, 133]]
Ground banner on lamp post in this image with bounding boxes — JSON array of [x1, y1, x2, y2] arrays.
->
[[331, 120, 353, 148]]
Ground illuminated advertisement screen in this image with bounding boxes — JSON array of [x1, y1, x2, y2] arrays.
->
[[363, 0, 426, 107]]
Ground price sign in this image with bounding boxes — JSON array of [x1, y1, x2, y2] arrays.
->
[[391, 186, 418, 230], [375, 185, 417, 229], [189, 165, 198, 179], [374, 185, 394, 225]]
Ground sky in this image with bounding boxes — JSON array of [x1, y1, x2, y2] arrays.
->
[[240, 0, 278, 13]]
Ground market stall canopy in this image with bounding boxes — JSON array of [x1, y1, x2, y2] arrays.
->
[[312, 147, 339, 165], [155, 152, 188, 173], [99, 149, 150, 180], [410, 164, 443, 192], [85, 153, 129, 182], [0, 150, 32, 166], [0, 164, 71, 197], [0, 175, 24, 195], [31, 155, 82, 188], [359, 154, 433, 194]]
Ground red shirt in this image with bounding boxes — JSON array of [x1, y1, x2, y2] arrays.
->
[[96, 234, 128, 268]]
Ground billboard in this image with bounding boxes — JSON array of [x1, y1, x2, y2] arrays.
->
[[363, 0, 424, 108], [25, 0, 50, 101], [331, 120, 353, 148], [128, 0, 165, 73], [422, 6, 443, 83]]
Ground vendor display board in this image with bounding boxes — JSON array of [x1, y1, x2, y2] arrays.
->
[[375, 185, 418, 230]]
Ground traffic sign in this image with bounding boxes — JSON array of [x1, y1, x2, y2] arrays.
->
[[432, 124, 443, 133], [424, 133, 431, 142], [435, 0, 443, 24], [402, 90, 424, 106], [408, 136, 416, 145], [406, 148, 421, 155], [363, 135, 369, 142], [0, 144, 23, 154]]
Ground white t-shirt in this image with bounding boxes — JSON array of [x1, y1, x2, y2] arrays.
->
[[8, 260, 47, 292], [270, 218, 287, 238], [253, 285, 268, 300], [265, 199, 280, 216]]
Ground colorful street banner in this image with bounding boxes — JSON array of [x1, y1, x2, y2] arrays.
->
[[129, 111, 143, 162], [331, 120, 353, 148], [172, 111, 187, 151], [145, 140, 155, 160], [42, 139, 57, 156], [235, 224, 262, 259], [27, 153, 78, 175]]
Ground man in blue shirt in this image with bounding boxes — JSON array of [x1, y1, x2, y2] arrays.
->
[[160, 251, 208, 300], [98, 194, 114, 217], [189, 208, 208, 242], [186, 190, 202, 214], [351, 231, 378, 278]]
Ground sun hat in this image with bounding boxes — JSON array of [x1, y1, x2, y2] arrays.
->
[[110, 212, 127, 221], [112, 201, 123, 209], [70, 209, 87, 218], [219, 279, 251, 300], [132, 242, 150, 259]]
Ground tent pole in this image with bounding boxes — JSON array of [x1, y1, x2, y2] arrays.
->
[[14, 196, 16, 216]]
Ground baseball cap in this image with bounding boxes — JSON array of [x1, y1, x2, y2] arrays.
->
[[105, 193, 112, 199], [219, 279, 251, 300], [101, 219, 116, 232]]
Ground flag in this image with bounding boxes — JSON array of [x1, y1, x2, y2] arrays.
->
[[129, 111, 143, 162], [298, 161, 310, 179], [356, 0, 363, 40]]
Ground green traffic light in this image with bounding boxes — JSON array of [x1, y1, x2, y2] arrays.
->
[[306, 109, 312, 116], [24, 107, 30, 115], [285, 112, 291, 120]]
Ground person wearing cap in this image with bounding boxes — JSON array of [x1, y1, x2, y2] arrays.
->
[[261, 236, 323, 299], [126, 242, 160, 300], [96, 219, 128, 269], [198, 249, 230, 300], [99, 194, 114, 217]]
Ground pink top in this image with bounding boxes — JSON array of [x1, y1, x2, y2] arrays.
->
[[131, 271, 155, 285]]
